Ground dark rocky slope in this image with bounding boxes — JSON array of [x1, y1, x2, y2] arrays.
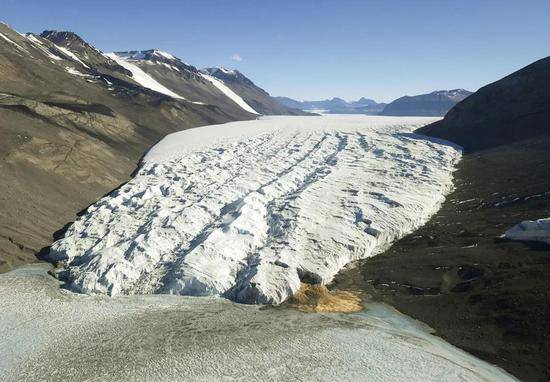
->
[[332, 57, 550, 381], [334, 135, 550, 381], [380, 89, 472, 116], [418, 57, 550, 152]]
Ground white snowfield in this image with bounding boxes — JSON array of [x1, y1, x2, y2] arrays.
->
[[199, 72, 259, 114], [505, 218, 550, 245], [105, 52, 186, 100], [49, 115, 461, 304]]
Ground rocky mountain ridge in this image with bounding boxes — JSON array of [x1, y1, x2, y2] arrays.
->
[[380, 89, 472, 117], [418, 58, 550, 151]]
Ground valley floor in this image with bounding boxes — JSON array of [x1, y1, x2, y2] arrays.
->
[[333, 134, 550, 381], [2, 115, 541, 381]]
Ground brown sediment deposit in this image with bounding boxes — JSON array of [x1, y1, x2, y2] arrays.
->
[[287, 283, 363, 313]]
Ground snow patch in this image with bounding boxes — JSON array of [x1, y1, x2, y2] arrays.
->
[[160, 62, 180, 72], [0, 32, 29, 53], [50, 116, 461, 304], [65, 67, 91, 77], [154, 50, 176, 60], [55, 45, 90, 68], [105, 53, 186, 100], [199, 72, 258, 114], [215, 67, 236, 75], [505, 218, 550, 245], [26, 34, 63, 61], [25, 33, 43, 45]]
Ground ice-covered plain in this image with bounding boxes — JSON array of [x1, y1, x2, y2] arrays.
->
[[0, 264, 518, 382], [48, 115, 462, 304]]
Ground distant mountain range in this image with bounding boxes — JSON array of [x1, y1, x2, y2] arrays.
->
[[277, 89, 472, 117], [275, 96, 386, 115]]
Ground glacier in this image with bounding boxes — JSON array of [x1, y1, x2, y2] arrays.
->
[[48, 115, 462, 304]]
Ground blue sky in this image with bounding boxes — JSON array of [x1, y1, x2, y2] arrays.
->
[[3, 0, 550, 102]]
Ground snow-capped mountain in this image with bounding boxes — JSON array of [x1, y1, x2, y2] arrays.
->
[[39, 30, 133, 80], [114, 49, 195, 73], [275, 96, 386, 114], [101, 51, 306, 116], [107, 49, 248, 109], [380, 89, 472, 117]]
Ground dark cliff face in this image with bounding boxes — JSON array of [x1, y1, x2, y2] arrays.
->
[[418, 57, 550, 152], [380, 89, 472, 117]]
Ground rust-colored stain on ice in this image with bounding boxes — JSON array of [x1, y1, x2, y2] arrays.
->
[[288, 283, 363, 313]]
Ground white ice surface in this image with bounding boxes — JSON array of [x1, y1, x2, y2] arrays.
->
[[49, 115, 461, 304], [0, 264, 518, 382], [105, 52, 186, 100], [199, 72, 259, 114], [505, 218, 550, 245]]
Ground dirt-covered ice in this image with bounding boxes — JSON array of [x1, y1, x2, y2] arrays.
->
[[48, 115, 462, 303], [0, 264, 517, 382]]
